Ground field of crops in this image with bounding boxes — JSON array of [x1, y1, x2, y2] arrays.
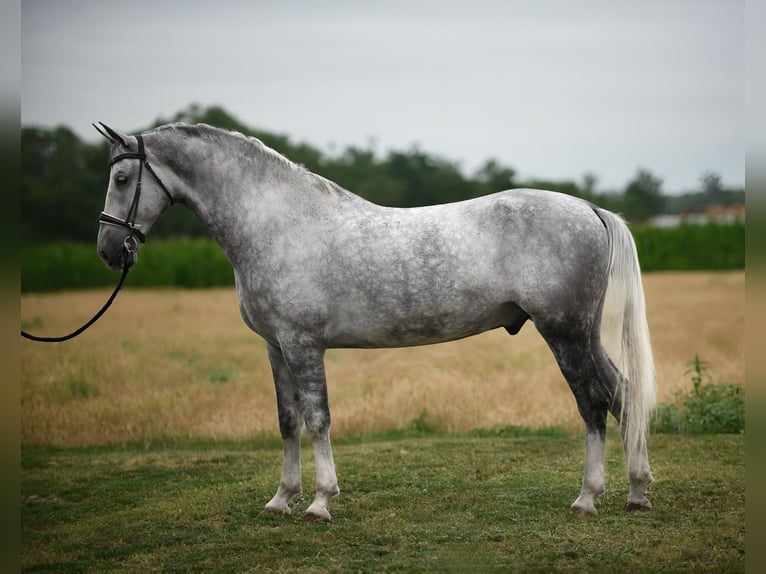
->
[[20, 271, 745, 445]]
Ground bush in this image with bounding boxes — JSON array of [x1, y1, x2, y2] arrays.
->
[[21, 222, 745, 293], [653, 356, 745, 434], [21, 239, 234, 292], [681, 382, 745, 434], [633, 222, 744, 271]]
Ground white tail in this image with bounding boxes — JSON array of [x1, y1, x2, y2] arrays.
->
[[598, 209, 656, 468]]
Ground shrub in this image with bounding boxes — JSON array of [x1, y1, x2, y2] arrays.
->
[[21, 239, 234, 292], [653, 356, 745, 434], [633, 222, 745, 271]]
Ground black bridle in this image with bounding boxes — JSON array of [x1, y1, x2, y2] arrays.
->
[[21, 134, 173, 343], [98, 134, 174, 249]]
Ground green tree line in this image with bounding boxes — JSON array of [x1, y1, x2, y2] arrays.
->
[[22, 104, 744, 244]]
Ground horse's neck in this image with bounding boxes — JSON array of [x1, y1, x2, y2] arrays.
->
[[157, 131, 362, 262]]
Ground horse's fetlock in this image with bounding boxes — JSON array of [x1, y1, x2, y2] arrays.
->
[[281, 482, 302, 500], [324, 484, 340, 498]]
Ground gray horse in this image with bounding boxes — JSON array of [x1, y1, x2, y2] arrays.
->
[[95, 123, 656, 521]]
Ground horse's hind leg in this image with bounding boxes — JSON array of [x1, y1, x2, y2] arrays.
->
[[263, 343, 303, 516], [600, 352, 654, 510], [543, 332, 611, 515]]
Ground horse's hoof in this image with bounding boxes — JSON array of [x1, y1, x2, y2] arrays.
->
[[624, 501, 652, 512], [263, 505, 291, 517], [570, 504, 597, 517], [303, 508, 332, 522]]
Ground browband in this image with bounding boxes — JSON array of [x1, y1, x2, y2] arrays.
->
[[107, 135, 174, 206]]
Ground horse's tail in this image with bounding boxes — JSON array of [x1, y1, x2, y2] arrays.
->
[[597, 208, 656, 467]]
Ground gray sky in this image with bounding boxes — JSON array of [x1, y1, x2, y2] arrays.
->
[[22, 0, 744, 194]]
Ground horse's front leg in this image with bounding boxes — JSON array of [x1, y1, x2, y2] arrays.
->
[[263, 343, 303, 516], [278, 340, 339, 522]]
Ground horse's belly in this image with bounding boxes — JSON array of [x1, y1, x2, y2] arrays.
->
[[326, 301, 526, 349]]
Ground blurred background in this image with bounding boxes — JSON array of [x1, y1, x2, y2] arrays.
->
[[20, 0, 744, 290], [20, 0, 746, 443]]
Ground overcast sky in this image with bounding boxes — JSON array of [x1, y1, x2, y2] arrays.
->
[[22, 0, 744, 194]]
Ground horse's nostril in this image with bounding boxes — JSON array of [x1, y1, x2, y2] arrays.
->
[[99, 248, 112, 264]]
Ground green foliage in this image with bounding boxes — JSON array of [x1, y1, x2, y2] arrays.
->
[[21, 242, 116, 291], [680, 382, 745, 434], [22, 126, 111, 243], [632, 222, 745, 271], [20, 221, 744, 292], [409, 409, 437, 434], [21, 239, 233, 292], [622, 168, 665, 223], [21, 104, 745, 246], [653, 356, 745, 435]]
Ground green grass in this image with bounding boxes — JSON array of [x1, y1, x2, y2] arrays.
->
[[22, 430, 744, 572]]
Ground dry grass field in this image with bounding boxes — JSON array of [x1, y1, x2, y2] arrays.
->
[[20, 271, 745, 446]]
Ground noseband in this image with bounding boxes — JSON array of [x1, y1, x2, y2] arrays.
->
[[98, 134, 174, 248]]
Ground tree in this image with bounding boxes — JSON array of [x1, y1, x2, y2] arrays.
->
[[622, 168, 665, 223], [701, 171, 723, 195], [474, 159, 517, 194]]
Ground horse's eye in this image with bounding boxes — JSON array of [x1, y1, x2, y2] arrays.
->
[[115, 173, 129, 186]]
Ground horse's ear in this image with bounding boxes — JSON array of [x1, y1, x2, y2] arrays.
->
[[92, 123, 115, 143], [94, 122, 128, 147]]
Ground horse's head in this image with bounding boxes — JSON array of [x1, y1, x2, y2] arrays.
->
[[94, 123, 174, 270]]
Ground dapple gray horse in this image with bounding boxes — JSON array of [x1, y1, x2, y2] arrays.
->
[[95, 123, 656, 521]]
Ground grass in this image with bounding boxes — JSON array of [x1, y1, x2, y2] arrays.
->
[[22, 430, 744, 572], [19, 271, 746, 571], [20, 271, 745, 445]]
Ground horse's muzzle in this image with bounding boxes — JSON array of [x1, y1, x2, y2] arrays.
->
[[98, 232, 139, 271]]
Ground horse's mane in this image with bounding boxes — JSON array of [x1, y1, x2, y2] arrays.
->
[[149, 123, 350, 198]]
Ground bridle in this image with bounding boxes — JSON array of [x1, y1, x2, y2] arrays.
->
[[21, 133, 173, 343], [98, 134, 174, 254]]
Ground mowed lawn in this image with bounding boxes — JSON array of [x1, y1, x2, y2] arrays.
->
[[22, 432, 744, 572], [20, 271, 746, 572]]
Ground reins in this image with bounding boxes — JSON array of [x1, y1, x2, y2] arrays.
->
[[21, 253, 132, 343], [22, 131, 172, 343]]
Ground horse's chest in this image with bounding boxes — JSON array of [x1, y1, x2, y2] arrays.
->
[[234, 278, 285, 342]]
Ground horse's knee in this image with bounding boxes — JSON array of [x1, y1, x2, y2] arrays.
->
[[304, 417, 330, 440], [294, 384, 331, 436], [278, 405, 303, 439], [301, 403, 331, 439]]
